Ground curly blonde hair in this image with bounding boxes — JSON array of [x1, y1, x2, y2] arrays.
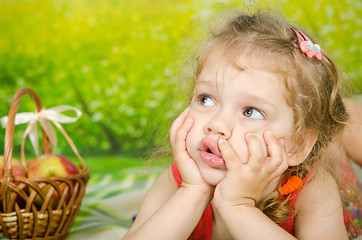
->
[[185, 9, 348, 223]]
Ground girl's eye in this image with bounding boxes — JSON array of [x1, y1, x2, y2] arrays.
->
[[199, 95, 215, 107], [243, 107, 264, 119]]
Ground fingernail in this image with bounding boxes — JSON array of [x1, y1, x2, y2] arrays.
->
[[279, 138, 285, 146], [245, 133, 255, 139], [265, 130, 273, 138], [218, 138, 227, 145]]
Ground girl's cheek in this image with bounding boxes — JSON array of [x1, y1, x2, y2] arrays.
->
[[186, 107, 197, 119], [185, 121, 199, 148]]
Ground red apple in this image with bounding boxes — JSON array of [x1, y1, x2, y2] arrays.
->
[[0, 156, 26, 180], [27, 154, 79, 208], [27, 154, 79, 178], [0, 156, 27, 210]]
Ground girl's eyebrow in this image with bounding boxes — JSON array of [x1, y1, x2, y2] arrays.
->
[[196, 79, 213, 85], [195, 80, 216, 89], [194, 80, 219, 94], [241, 93, 277, 112]]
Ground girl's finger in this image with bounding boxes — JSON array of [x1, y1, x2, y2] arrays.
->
[[264, 130, 284, 171], [169, 106, 190, 146], [218, 138, 242, 171], [245, 133, 265, 170], [173, 118, 194, 162], [271, 138, 288, 178]]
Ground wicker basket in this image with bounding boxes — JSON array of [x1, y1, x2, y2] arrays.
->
[[0, 87, 90, 239]]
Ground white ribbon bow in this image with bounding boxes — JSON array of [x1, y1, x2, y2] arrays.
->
[[1, 105, 82, 157]]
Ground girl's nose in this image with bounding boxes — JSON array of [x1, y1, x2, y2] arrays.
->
[[204, 111, 234, 138]]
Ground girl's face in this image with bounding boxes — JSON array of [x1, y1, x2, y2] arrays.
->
[[186, 57, 295, 185]]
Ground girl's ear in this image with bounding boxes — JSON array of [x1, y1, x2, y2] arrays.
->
[[288, 130, 318, 166]]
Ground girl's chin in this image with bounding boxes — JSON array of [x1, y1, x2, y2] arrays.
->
[[200, 168, 226, 186]]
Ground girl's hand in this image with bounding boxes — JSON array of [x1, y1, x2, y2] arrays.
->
[[213, 130, 288, 209], [169, 107, 213, 194]]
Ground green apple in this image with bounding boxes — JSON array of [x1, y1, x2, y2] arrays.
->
[[27, 154, 79, 208]]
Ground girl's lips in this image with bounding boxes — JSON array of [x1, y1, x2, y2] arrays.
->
[[199, 151, 225, 168], [199, 138, 225, 168]]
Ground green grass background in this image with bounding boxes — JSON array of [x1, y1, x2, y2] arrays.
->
[[0, 0, 361, 174]]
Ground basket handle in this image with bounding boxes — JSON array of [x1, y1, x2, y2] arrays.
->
[[3, 87, 52, 178]]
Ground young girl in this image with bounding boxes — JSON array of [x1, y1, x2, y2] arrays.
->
[[123, 9, 360, 239]]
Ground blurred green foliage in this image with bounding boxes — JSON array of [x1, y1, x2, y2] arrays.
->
[[0, 0, 360, 157]]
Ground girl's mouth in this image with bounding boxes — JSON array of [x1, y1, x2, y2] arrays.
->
[[199, 138, 225, 168]]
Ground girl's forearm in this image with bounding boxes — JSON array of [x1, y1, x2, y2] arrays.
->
[[219, 205, 296, 240], [123, 186, 212, 240]]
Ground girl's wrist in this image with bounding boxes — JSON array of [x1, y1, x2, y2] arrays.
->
[[217, 201, 258, 224], [181, 182, 214, 198], [215, 197, 256, 211]]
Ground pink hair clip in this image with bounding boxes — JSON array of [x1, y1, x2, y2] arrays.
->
[[291, 27, 322, 60]]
